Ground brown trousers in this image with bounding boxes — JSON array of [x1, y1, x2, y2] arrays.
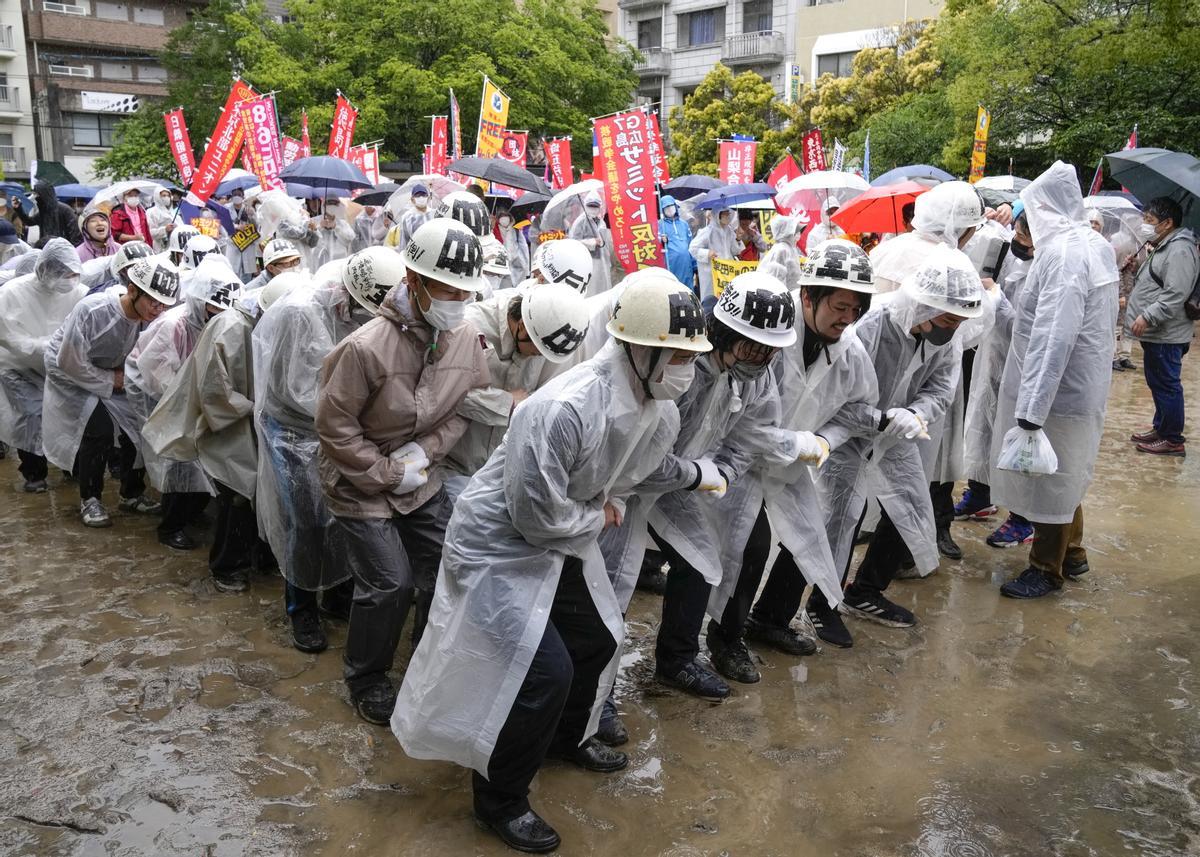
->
[[1029, 504, 1086, 581]]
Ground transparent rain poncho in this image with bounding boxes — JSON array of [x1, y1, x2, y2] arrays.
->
[[869, 182, 983, 293], [689, 209, 743, 301], [0, 239, 87, 452], [990, 161, 1119, 524], [759, 214, 803, 289], [567, 193, 614, 297], [394, 340, 696, 775]]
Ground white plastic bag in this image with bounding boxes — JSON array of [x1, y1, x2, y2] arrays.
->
[[996, 426, 1058, 475]]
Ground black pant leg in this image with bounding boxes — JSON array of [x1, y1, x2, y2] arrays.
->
[[158, 491, 208, 534], [967, 479, 991, 506], [17, 449, 48, 482], [210, 483, 256, 574], [117, 427, 145, 499], [852, 504, 907, 594], [749, 540, 809, 630], [930, 481, 954, 532], [76, 404, 113, 501], [473, 620, 572, 824], [285, 582, 319, 616], [651, 526, 711, 672], [715, 504, 777, 639]]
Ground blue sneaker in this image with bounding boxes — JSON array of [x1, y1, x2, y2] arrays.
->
[[954, 487, 998, 520], [1000, 567, 1061, 599], [986, 515, 1034, 548]]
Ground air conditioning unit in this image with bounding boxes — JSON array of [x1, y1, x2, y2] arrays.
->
[[43, 1, 88, 14]]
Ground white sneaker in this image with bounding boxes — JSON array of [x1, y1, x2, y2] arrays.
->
[[80, 497, 112, 528]]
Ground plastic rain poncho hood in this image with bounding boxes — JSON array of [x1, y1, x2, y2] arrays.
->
[[759, 215, 804, 289], [568, 197, 614, 297], [689, 210, 743, 301]]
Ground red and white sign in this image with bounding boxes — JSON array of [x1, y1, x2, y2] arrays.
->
[[543, 138, 573, 190], [719, 140, 757, 185], [281, 136, 302, 167], [497, 130, 528, 168], [163, 109, 196, 186], [301, 111, 311, 158], [327, 94, 357, 160], [766, 153, 802, 214], [190, 78, 257, 203], [801, 128, 827, 173], [429, 116, 449, 176], [644, 109, 670, 185], [349, 145, 380, 184], [237, 95, 284, 191], [593, 109, 664, 274]]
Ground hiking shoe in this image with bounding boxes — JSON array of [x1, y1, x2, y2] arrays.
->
[[118, 494, 161, 514], [806, 603, 853, 648], [841, 587, 917, 628], [158, 529, 197, 551], [351, 683, 397, 725], [80, 497, 112, 528], [986, 515, 1034, 548], [1136, 438, 1185, 457], [22, 479, 48, 493], [936, 528, 963, 560], [1130, 427, 1159, 443], [1000, 567, 1061, 599], [547, 736, 629, 773], [1063, 558, 1090, 578], [475, 810, 560, 854], [705, 623, 761, 683], [743, 615, 816, 657], [596, 696, 628, 746], [1111, 358, 1125, 372], [290, 607, 327, 654], [213, 568, 250, 593], [656, 660, 730, 701], [1117, 357, 1136, 371], [954, 487, 997, 520]]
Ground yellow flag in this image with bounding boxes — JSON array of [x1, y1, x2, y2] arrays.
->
[[968, 106, 990, 184], [476, 77, 510, 159]]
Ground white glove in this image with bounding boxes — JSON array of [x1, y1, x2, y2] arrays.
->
[[996, 426, 1058, 475], [392, 463, 429, 495], [389, 441, 429, 471], [883, 408, 927, 441], [692, 457, 728, 499], [792, 431, 831, 468]]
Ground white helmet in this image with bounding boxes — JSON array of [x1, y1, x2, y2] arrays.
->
[[110, 240, 153, 279], [343, 246, 407, 315], [183, 234, 219, 270], [534, 238, 593, 293], [404, 217, 485, 292], [435, 191, 490, 238], [259, 270, 305, 311], [480, 234, 510, 277], [714, 270, 797, 348], [263, 237, 301, 267], [913, 180, 987, 238], [606, 268, 711, 352], [127, 254, 181, 306], [798, 238, 876, 293], [901, 246, 985, 319], [520, 284, 590, 363], [168, 224, 200, 256], [193, 257, 243, 311]]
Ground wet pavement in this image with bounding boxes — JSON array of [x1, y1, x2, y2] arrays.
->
[[1, 354, 1198, 857]]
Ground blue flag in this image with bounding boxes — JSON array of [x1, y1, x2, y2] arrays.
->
[[863, 130, 871, 184]]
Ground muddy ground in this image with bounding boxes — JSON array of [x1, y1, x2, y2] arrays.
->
[[1, 355, 1197, 857]]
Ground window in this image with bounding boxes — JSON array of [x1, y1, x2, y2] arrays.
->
[[817, 50, 857, 78], [94, 1, 127, 19], [71, 112, 121, 147], [43, 1, 88, 14], [138, 63, 167, 81], [132, 5, 163, 24], [743, 0, 772, 33], [49, 63, 94, 77], [0, 133, 13, 148], [637, 18, 662, 50], [100, 61, 133, 80], [678, 8, 724, 48]]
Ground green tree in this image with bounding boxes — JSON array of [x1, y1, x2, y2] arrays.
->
[[666, 64, 782, 178]]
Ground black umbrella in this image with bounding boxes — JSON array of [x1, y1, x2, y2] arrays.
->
[[1106, 147, 1200, 229], [280, 155, 373, 192], [511, 192, 552, 219], [448, 156, 550, 195], [662, 174, 722, 200], [353, 182, 404, 206]]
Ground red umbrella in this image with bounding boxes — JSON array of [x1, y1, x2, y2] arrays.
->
[[831, 180, 929, 234]]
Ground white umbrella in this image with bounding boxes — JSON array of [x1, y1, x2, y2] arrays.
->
[[975, 175, 1031, 192], [385, 174, 465, 220], [776, 170, 869, 211], [1083, 194, 1139, 213], [542, 180, 605, 221], [88, 179, 164, 209], [540, 179, 606, 234]]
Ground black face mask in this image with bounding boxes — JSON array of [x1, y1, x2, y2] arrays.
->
[[1009, 240, 1033, 261], [924, 325, 956, 346]]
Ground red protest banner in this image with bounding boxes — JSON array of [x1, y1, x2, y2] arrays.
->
[[281, 136, 302, 167], [766, 152, 802, 214], [801, 128, 827, 173], [422, 145, 432, 175], [237, 94, 284, 191], [327, 94, 357, 159], [163, 108, 196, 186], [644, 109, 670, 185], [349, 145, 381, 184], [719, 140, 757, 185], [430, 116, 449, 176], [543, 138, 573, 190], [191, 78, 257, 203], [449, 89, 463, 160], [498, 130, 528, 169], [301, 111, 311, 157], [594, 109, 664, 274]]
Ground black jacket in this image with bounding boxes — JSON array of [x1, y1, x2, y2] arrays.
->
[[24, 181, 83, 249]]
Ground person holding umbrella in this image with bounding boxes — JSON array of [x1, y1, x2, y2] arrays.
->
[[146, 188, 179, 252], [690, 208, 743, 303], [568, 192, 613, 296], [109, 186, 153, 245]]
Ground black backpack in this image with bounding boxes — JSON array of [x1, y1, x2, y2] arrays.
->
[[1144, 233, 1200, 321]]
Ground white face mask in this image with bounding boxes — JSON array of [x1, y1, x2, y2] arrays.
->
[[498, 215, 512, 228], [663, 206, 677, 219], [1138, 222, 1160, 243], [48, 273, 81, 294], [413, 195, 429, 210], [125, 195, 142, 208], [649, 360, 695, 400], [420, 281, 468, 330]]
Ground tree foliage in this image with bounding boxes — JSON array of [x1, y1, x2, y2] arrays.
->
[[95, 0, 637, 180]]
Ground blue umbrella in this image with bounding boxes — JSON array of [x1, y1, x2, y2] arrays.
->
[[870, 164, 954, 186], [215, 174, 261, 197], [693, 182, 777, 210], [663, 174, 723, 200], [0, 181, 33, 212], [54, 183, 100, 201], [280, 155, 373, 192]]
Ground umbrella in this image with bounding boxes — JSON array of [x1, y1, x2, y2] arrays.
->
[[279, 156, 373, 192], [776, 171, 869, 213], [88, 179, 165, 209], [1096, 189, 1142, 208], [870, 164, 954, 187], [447, 156, 550, 195], [1106, 147, 1200, 229], [1083, 194, 1140, 214], [54, 183, 100, 201], [663, 174, 723, 200], [353, 182, 404, 206], [543, 179, 605, 221], [31, 160, 79, 186], [693, 182, 778, 211], [729, 197, 779, 211], [974, 175, 1031, 192], [384, 174, 466, 219], [215, 172, 261, 197], [511, 192, 551, 220], [0, 182, 33, 213], [832, 180, 930, 234]]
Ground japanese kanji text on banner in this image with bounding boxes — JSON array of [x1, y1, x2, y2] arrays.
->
[[281, 136, 302, 167], [163, 109, 196, 186], [430, 116, 449, 175], [801, 128, 827, 173], [544, 138, 572, 190], [190, 78, 256, 203], [593, 109, 664, 274], [968, 106, 990, 183], [711, 258, 758, 299], [237, 95, 284, 190], [301, 111, 311, 157], [328, 94, 357, 160], [719, 140, 757, 185], [476, 76, 510, 159], [349, 146, 381, 184], [644, 109, 670, 185]]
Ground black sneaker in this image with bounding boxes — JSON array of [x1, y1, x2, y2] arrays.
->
[[1000, 567, 1062, 599], [806, 603, 853, 648], [656, 659, 730, 701], [546, 736, 628, 773], [1064, 558, 1090, 578], [213, 568, 249, 593], [22, 479, 48, 493], [841, 587, 917, 628], [475, 810, 560, 854], [159, 529, 197, 551], [595, 696, 628, 746], [705, 624, 761, 683], [352, 683, 397, 725], [290, 607, 327, 653], [118, 494, 162, 515], [936, 528, 963, 560], [743, 615, 817, 657]]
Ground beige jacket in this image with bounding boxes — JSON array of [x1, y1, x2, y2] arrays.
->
[[316, 285, 490, 518]]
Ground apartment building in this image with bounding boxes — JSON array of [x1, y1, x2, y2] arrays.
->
[[0, 0, 38, 179], [795, 0, 942, 85], [20, 0, 199, 182]]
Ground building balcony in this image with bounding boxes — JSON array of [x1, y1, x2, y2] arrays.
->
[[0, 24, 18, 55], [0, 85, 22, 119], [633, 47, 671, 78], [24, 9, 171, 52], [618, 0, 666, 9], [1, 145, 28, 174], [723, 30, 786, 66]]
